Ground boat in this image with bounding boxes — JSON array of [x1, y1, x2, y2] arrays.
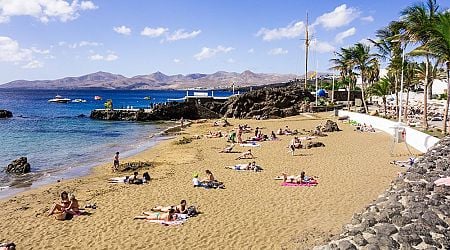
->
[[48, 95, 71, 103], [72, 99, 87, 103], [94, 96, 102, 100]]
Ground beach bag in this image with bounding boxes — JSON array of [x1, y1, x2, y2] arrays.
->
[[187, 206, 198, 217]]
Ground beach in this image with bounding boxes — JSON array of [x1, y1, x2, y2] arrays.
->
[[0, 113, 419, 249]]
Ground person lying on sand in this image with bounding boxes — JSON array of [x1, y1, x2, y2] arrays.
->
[[206, 131, 223, 138], [219, 143, 235, 153], [151, 200, 188, 214], [225, 161, 262, 171], [278, 172, 317, 184], [390, 157, 416, 167], [134, 208, 177, 221], [236, 149, 254, 160], [48, 191, 70, 216]]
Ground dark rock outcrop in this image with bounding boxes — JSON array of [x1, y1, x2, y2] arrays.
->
[[209, 85, 314, 119], [119, 161, 153, 172], [0, 110, 12, 118], [305, 141, 326, 149], [5, 157, 31, 174], [314, 137, 450, 249], [322, 120, 341, 132]]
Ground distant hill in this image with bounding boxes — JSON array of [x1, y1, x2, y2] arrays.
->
[[0, 70, 308, 90]]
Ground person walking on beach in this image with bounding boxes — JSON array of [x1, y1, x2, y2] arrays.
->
[[113, 152, 120, 172], [289, 137, 296, 156], [180, 117, 184, 129]]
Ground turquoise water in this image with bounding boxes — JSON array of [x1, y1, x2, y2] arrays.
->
[[0, 89, 232, 198]]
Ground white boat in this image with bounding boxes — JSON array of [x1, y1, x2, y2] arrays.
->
[[94, 95, 102, 100], [48, 95, 71, 103], [72, 99, 87, 103]]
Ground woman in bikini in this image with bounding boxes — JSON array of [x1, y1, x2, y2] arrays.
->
[[65, 193, 80, 215], [134, 208, 177, 221], [48, 191, 70, 216], [151, 200, 188, 214]]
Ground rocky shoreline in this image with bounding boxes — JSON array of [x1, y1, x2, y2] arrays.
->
[[0, 109, 12, 118], [315, 137, 450, 249]]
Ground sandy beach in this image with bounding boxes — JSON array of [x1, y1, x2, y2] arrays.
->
[[0, 113, 419, 249]]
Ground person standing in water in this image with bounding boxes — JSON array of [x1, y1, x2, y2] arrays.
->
[[113, 152, 120, 172]]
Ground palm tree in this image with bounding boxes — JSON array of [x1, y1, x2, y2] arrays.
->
[[330, 48, 354, 110], [350, 43, 378, 113], [403, 61, 418, 122], [428, 12, 450, 134], [369, 76, 392, 116], [401, 0, 440, 129]]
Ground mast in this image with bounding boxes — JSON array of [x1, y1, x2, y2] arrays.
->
[[304, 12, 310, 89]]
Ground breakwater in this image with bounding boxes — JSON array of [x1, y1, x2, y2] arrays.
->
[[315, 137, 450, 249]]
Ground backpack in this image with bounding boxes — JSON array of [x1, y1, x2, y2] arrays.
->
[[186, 206, 198, 217]]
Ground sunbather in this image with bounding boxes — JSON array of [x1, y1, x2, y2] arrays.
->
[[134, 208, 177, 221], [151, 200, 188, 214], [390, 157, 416, 167], [219, 143, 235, 153], [226, 161, 262, 171], [279, 172, 316, 184], [48, 191, 70, 216], [236, 149, 254, 160], [0, 243, 15, 250], [65, 193, 80, 215]]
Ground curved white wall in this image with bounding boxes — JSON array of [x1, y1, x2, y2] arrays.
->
[[338, 111, 440, 153]]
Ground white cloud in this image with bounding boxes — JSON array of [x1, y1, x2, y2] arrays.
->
[[268, 48, 288, 55], [166, 29, 201, 41], [0, 0, 98, 23], [310, 40, 335, 53], [79, 41, 102, 47], [256, 21, 305, 41], [0, 36, 32, 62], [227, 58, 235, 63], [173, 58, 181, 63], [80, 1, 98, 10], [141, 27, 168, 37], [31, 47, 50, 54], [335, 27, 356, 43], [22, 60, 43, 69], [113, 25, 131, 35], [314, 4, 360, 29], [194, 45, 234, 60], [248, 48, 254, 53], [361, 16, 374, 22], [89, 53, 118, 61]]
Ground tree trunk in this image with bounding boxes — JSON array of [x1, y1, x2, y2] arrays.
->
[[428, 81, 433, 100], [347, 78, 351, 110], [404, 89, 410, 123], [395, 73, 399, 120], [443, 63, 450, 134], [423, 57, 429, 130], [383, 96, 387, 116], [361, 79, 368, 113]]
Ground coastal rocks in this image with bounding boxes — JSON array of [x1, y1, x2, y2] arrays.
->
[[305, 141, 326, 149], [214, 85, 314, 119], [5, 157, 31, 174], [119, 161, 153, 172], [322, 120, 341, 132], [315, 136, 450, 249], [0, 109, 12, 118]]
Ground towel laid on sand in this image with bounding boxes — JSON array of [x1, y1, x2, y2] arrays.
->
[[281, 181, 318, 187], [239, 143, 260, 147], [434, 177, 450, 186], [146, 214, 189, 226]]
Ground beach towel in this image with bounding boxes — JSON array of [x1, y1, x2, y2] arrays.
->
[[146, 213, 189, 226], [239, 143, 260, 147], [108, 177, 127, 183], [281, 181, 318, 187], [434, 177, 450, 186]]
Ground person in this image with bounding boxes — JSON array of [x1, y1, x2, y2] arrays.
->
[[237, 126, 243, 144], [65, 193, 80, 215], [113, 152, 120, 172], [203, 170, 215, 183], [192, 173, 204, 187], [151, 200, 188, 214], [254, 127, 259, 137], [128, 172, 143, 184], [277, 128, 283, 135], [281, 172, 316, 184], [226, 163, 251, 170], [0, 243, 15, 250], [289, 137, 297, 156], [227, 131, 236, 143], [219, 143, 235, 153], [48, 191, 70, 216], [180, 117, 184, 129], [134, 208, 177, 221], [270, 131, 278, 140], [236, 149, 254, 160], [143, 172, 151, 183]]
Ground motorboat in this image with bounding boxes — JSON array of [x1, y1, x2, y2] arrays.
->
[[48, 95, 71, 103], [94, 95, 102, 100], [72, 99, 87, 103]]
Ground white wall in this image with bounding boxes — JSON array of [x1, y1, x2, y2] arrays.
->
[[339, 111, 440, 153]]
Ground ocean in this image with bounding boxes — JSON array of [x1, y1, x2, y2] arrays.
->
[[0, 89, 232, 198]]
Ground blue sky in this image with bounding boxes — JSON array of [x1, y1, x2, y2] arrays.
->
[[0, 0, 445, 84]]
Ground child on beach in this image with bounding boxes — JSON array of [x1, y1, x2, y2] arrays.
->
[[113, 152, 120, 172]]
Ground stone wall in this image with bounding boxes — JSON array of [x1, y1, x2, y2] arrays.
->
[[315, 137, 450, 250]]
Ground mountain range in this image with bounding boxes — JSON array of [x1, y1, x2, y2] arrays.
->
[[0, 70, 306, 90]]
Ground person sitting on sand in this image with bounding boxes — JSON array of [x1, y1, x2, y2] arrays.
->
[[192, 173, 204, 187], [65, 193, 80, 215], [134, 208, 177, 221], [128, 172, 143, 184], [48, 191, 70, 216], [236, 149, 254, 160], [270, 131, 278, 140], [277, 128, 283, 135], [151, 200, 188, 214], [0, 243, 16, 250], [202, 170, 225, 188]]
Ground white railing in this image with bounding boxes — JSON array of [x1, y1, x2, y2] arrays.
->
[[338, 111, 440, 153]]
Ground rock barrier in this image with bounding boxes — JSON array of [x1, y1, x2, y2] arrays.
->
[[0, 109, 12, 118], [5, 157, 31, 174], [315, 137, 450, 249]]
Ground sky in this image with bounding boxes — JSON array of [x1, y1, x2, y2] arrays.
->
[[0, 0, 446, 84]]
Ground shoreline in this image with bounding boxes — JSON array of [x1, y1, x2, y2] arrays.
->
[[0, 113, 419, 249], [0, 121, 180, 200]]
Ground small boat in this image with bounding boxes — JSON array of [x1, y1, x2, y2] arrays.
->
[[94, 96, 102, 100], [72, 99, 87, 103], [48, 95, 71, 103], [144, 96, 151, 100]]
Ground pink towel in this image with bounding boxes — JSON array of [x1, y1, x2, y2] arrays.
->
[[281, 181, 318, 187], [434, 177, 450, 186]]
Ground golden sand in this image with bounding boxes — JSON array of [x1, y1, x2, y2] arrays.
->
[[0, 114, 418, 249]]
